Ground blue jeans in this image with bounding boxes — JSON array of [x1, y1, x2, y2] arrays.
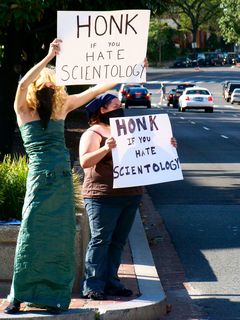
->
[[82, 195, 142, 296]]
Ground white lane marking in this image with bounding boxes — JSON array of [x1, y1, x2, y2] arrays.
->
[[203, 127, 210, 130], [190, 121, 196, 124], [182, 163, 240, 170], [221, 135, 229, 139], [180, 117, 185, 120], [224, 105, 235, 109], [214, 104, 236, 109]]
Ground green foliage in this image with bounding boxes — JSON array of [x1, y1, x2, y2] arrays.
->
[[0, 155, 28, 221], [219, 0, 240, 43], [0, 190, 4, 206], [72, 169, 84, 213], [147, 18, 178, 64], [0, 155, 83, 221], [165, 0, 221, 42], [0, 1, 48, 30], [206, 33, 222, 51], [95, 311, 101, 320]]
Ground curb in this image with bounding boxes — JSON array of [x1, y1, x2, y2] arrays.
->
[[0, 210, 167, 320], [0, 309, 95, 320]]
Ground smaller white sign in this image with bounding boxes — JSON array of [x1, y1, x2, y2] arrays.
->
[[110, 113, 183, 188], [56, 10, 150, 85]]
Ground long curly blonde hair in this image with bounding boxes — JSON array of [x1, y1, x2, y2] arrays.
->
[[26, 66, 67, 118]]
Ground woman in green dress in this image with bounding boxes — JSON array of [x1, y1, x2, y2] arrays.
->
[[4, 38, 115, 315]]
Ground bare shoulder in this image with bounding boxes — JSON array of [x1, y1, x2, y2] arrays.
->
[[16, 108, 40, 126], [83, 125, 102, 137]]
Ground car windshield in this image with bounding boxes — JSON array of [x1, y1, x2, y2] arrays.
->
[[233, 89, 240, 93], [129, 88, 148, 94], [186, 89, 210, 95], [177, 84, 195, 89], [123, 84, 141, 90]]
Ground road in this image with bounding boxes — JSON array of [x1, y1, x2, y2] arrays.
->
[[121, 67, 240, 320]]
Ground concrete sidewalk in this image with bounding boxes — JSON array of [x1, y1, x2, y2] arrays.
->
[[0, 199, 167, 320]]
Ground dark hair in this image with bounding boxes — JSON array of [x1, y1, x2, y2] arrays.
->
[[88, 108, 102, 126], [36, 87, 54, 129], [87, 100, 112, 126]]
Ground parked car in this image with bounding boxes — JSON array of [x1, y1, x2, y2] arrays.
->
[[178, 87, 213, 112], [230, 88, 240, 104], [224, 81, 240, 102], [188, 53, 206, 66], [124, 86, 151, 108], [167, 88, 176, 106], [204, 52, 224, 66], [173, 56, 192, 68], [118, 83, 142, 103], [222, 52, 238, 65], [172, 88, 184, 108]]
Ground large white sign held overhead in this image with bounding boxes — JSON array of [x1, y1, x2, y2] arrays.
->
[[110, 114, 184, 189], [56, 10, 150, 85]]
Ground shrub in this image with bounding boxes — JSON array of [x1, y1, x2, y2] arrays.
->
[[0, 155, 83, 221], [72, 168, 84, 213], [0, 155, 28, 221]]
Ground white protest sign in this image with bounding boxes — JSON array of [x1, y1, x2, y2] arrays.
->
[[110, 114, 183, 188], [56, 10, 150, 85]]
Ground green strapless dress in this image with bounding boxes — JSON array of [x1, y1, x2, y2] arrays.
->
[[8, 119, 76, 310]]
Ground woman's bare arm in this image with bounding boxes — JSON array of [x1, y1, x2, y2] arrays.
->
[[79, 130, 116, 168], [14, 39, 61, 114], [64, 83, 117, 114]]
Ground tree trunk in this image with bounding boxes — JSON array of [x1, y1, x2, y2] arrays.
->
[[191, 26, 198, 54]]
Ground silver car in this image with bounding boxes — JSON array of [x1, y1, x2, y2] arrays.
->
[[230, 88, 240, 104]]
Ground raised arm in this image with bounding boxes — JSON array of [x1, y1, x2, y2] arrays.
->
[[64, 83, 117, 114], [64, 57, 148, 113], [14, 39, 61, 114]]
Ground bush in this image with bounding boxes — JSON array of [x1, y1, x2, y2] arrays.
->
[[0, 155, 28, 221], [72, 168, 84, 213], [0, 155, 83, 221]]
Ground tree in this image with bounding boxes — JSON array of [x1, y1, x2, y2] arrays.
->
[[0, 0, 56, 160], [164, 0, 221, 50], [147, 18, 178, 65], [218, 0, 240, 44]]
